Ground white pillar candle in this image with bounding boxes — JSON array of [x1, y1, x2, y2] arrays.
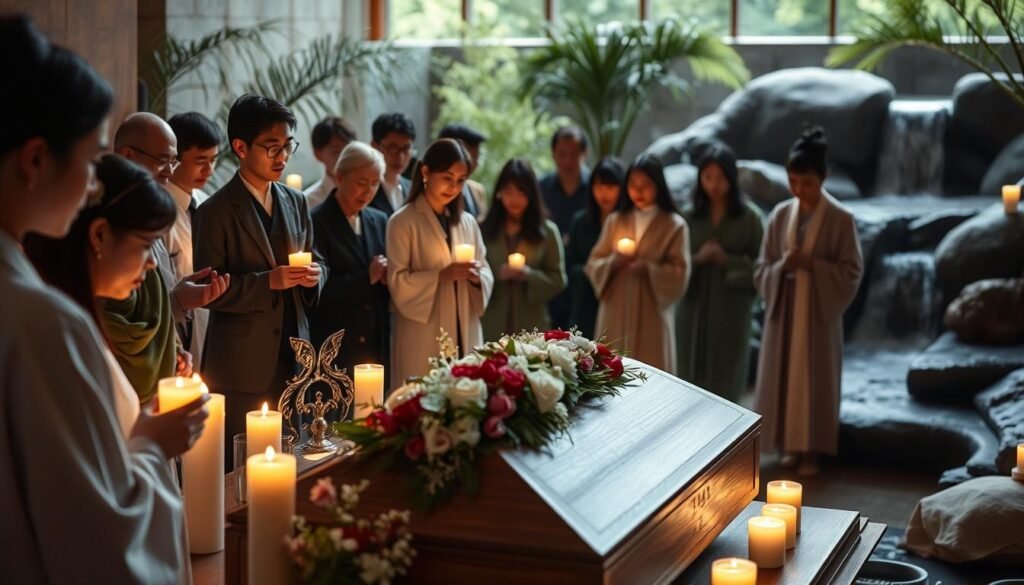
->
[[353, 364, 384, 419], [285, 173, 303, 190], [711, 557, 757, 585], [747, 515, 787, 569], [616, 237, 636, 256], [508, 252, 526, 270], [1003, 185, 1021, 214], [762, 503, 797, 549], [247, 447, 296, 585], [183, 386, 225, 553], [454, 243, 475, 263], [766, 480, 803, 533], [157, 376, 204, 412], [246, 402, 282, 459], [288, 251, 312, 267]]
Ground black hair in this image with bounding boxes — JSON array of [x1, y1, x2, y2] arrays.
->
[[480, 158, 547, 245], [24, 154, 177, 328], [168, 111, 223, 154], [690, 142, 744, 218], [371, 112, 416, 143], [786, 126, 828, 179], [586, 157, 625, 225], [550, 125, 589, 152], [0, 15, 112, 157], [406, 139, 470, 216], [620, 154, 681, 215], [226, 94, 297, 148], [438, 123, 487, 147], [311, 116, 357, 150]]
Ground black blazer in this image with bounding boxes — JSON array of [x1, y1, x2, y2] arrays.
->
[[192, 172, 323, 393], [368, 175, 412, 217], [308, 195, 391, 385]]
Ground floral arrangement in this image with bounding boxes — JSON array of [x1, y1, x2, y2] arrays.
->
[[335, 328, 646, 509], [286, 478, 415, 585]]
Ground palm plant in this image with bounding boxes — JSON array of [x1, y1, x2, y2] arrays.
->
[[827, 0, 1024, 109], [520, 18, 750, 158]]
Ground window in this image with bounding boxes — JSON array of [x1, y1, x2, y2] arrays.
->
[[739, 0, 829, 36], [653, 0, 730, 35], [838, 0, 1006, 35], [474, 1, 547, 37], [557, 0, 638, 26], [391, 0, 463, 39]]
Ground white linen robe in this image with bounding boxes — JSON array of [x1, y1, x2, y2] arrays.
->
[[0, 230, 186, 584], [387, 196, 494, 386]]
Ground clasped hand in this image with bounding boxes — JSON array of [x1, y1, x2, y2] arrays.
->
[[270, 263, 322, 290]]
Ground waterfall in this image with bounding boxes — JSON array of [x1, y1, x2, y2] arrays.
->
[[851, 252, 941, 346], [874, 99, 949, 196]]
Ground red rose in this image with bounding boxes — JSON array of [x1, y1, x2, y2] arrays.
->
[[483, 416, 507, 439], [478, 359, 501, 386], [391, 395, 424, 429], [367, 410, 398, 436], [579, 355, 595, 373], [544, 329, 571, 341], [404, 436, 425, 460], [451, 364, 481, 379], [596, 343, 613, 358], [487, 352, 509, 367], [487, 391, 517, 419], [602, 355, 624, 378], [499, 366, 526, 398]]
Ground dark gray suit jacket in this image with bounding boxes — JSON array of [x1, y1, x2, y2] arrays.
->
[[192, 173, 323, 393], [368, 175, 412, 216]]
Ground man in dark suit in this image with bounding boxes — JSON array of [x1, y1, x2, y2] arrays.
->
[[192, 94, 324, 454], [368, 112, 415, 216]]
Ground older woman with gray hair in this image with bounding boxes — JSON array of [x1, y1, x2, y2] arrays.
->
[[308, 141, 392, 396]]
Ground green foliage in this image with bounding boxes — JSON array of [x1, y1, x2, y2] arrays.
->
[[520, 18, 750, 159]]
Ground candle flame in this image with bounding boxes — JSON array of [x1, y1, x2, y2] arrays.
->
[[265, 446, 275, 462], [175, 377, 184, 388], [261, 402, 269, 417], [730, 559, 738, 568], [191, 373, 201, 382]]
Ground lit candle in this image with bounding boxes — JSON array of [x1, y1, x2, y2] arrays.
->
[[285, 173, 303, 190], [762, 503, 798, 549], [748, 515, 787, 569], [1004, 185, 1021, 214], [246, 402, 282, 459], [767, 480, 803, 533], [353, 364, 385, 419], [711, 557, 757, 585], [247, 447, 296, 585], [508, 252, 526, 270], [157, 376, 204, 412], [183, 383, 225, 553], [1014, 443, 1024, 481], [616, 237, 636, 256], [454, 243, 475, 263], [288, 251, 312, 267]]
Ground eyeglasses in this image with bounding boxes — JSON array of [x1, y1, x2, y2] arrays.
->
[[380, 143, 416, 158], [126, 145, 180, 172], [252, 140, 300, 159]]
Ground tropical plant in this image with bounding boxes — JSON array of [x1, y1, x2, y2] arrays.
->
[[827, 0, 1024, 109], [520, 18, 750, 159]]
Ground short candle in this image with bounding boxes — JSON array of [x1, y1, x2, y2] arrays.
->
[[1003, 184, 1021, 214], [454, 243, 475, 263], [508, 252, 526, 270], [762, 502, 798, 549], [748, 515, 787, 569], [288, 251, 312, 267], [353, 364, 385, 419], [767, 480, 803, 533], [246, 402, 282, 458], [157, 376, 204, 413], [616, 237, 637, 256], [711, 557, 757, 585], [285, 173, 303, 190]]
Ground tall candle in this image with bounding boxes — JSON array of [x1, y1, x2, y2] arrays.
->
[[285, 173, 303, 190], [183, 386, 225, 553], [246, 402, 282, 458], [1003, 185, 1021, 214], [454, 243, 475, 263], [711, 558, 757, 585], [748, 515, 787, 569], [616, 237, 636, 256], [157, 376, 204, 412], [288, 251, 312, 267], [508, 252, 526, 270], [762, 503, 797, 549], [767, 480, 803, 533], [353, 364, 384, 419], [247, 447, 296, 585]]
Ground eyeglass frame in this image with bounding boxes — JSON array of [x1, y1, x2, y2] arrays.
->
[[379, 142, 417, 158], [125, 145, 180, 172], [251, 139, 301, 160]]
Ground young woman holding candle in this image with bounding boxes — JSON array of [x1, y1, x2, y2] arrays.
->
[[676, 143, 764, 403], [565, 157, 625, 338], [754, 127, 863, 477], [584, 154, 690, 372], [480, 158, 566, 340], [387, 138, 494, 385]]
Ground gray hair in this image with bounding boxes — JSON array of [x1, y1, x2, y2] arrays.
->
[[334, 140, 385, 179]]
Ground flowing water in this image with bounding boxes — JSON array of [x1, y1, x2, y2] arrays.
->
[[874, 99, 950, 196]]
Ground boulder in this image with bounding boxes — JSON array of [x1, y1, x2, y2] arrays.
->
[[907, 332, 1024, 402], [934, 203, 1024, 301], [906, 208, 976, 249], [980, 135, 1024, 195], [974, 369, 1024, 474], [945, 278, 1024, 344]]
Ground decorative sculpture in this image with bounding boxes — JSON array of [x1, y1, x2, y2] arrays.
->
[[277, 329, 352, 456]]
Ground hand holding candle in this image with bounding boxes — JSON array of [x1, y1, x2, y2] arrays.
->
[[711, 558, 757, 585], [247, 446, 296, 585], [246, 402, 282, 458], [454, 243, 476, 263], [508, 252, 526, 270], [288, 251, 312, 267], [767, 480, 803, 533], [1003, 184, 1021, 215], [286, 173, 303, 190], [157, 376, 204, 412], [748, 515, 787, 568], [353, 364, 385, 419], [616, 237, 636, 257]]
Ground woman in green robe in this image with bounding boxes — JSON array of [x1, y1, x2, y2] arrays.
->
[[676, 143, 764, 401]]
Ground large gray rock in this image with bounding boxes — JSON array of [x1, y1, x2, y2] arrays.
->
[[945, 278, 1024, 344], [945, 73, 1024, 194], [980, 135, 1024, 195], [906, 208, 976, 249], [934, 203, 1024, 301], [907, 332, 1024, 402], [974, 369, 1024, 474]]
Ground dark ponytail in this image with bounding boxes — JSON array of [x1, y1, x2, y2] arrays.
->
[[785, 126, 828, 179]]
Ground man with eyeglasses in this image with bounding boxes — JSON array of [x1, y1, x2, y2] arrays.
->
[[193, 94, 324, 460], [368, 112, 415, 216]]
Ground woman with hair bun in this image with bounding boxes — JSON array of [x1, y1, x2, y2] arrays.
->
[[753, 127, 863, 477]]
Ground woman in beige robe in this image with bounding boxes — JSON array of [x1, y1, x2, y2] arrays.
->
[[388, 139, 494, 386], [753, 128, 863, 476], [585, 155, 690, 372]]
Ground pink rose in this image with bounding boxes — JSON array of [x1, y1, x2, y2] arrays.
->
[[483, 415, 507, 439], [544, 329, 571, 341], [404, 436, 425, 460], [309, 477, 337, 508], [579, 355, 595, 373], [487, 391, 517, 419]]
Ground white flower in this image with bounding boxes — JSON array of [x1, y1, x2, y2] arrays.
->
[[547, 343, 579, 383], [449, 416, 481, 447], [553, 402, 568, 419], [454, 353, 483, 367], [570, 334, 596, 354], [520, 341, 549, 361], [358, 553, 393, 583], [384, 383, 421, 411], [423, 421, 454, 458], [446, 376, 487, 410], [527, 369, 565, 413]]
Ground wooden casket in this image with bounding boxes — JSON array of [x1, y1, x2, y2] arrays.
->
[[226, 360, 761, 584]]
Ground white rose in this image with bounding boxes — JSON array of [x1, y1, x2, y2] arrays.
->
[[547, 343, 579, 383], [520, 341, 549, 361], [454, 353, 483, 367], [527, 369, 565, 413], [384, 383, 421, 411], [570, 335, 596, 354], [449, 416, 481, 447], [423, 421, 454, 458], [553, 402, 569, 420], [507, 354, 530, 373], [446, 377, 487, 410]]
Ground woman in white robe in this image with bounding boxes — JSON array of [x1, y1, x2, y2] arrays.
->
[[387, 138, 494, 386]]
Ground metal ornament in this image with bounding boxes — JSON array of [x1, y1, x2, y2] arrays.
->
[[278, 329, 352, 456]]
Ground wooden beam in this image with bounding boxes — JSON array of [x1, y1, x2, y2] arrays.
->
[[730, 0, 739, 37], [368, 0, 386, 40], [829, 0, 838, 37]]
